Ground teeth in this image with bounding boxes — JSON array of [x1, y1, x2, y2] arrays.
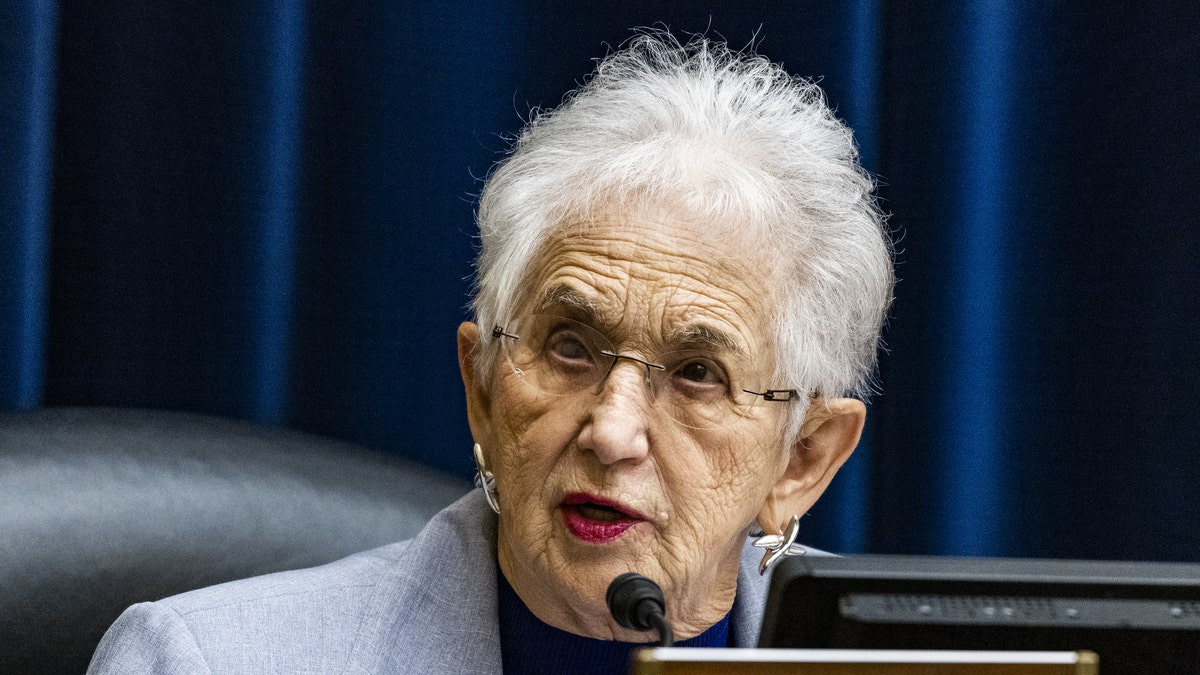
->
[[577, 504, 624, 522]]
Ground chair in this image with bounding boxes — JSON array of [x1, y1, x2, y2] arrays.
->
[[0, 407, 470, 674]]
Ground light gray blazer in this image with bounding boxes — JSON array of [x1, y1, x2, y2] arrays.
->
[[88, 490, 783, 674]]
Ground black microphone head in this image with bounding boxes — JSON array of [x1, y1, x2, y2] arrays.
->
[[606, 572, 665, 632]]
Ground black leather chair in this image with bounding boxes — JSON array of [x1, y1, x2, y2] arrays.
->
[[0, 407, 470, 674]]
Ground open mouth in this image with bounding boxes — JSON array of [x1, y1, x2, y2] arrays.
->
[[560, 493, 644, 542], [574, 502, 626, 523]]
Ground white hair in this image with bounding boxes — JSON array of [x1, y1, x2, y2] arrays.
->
[[470, 32, 893, 443]]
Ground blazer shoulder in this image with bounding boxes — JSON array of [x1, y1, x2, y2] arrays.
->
[[163, 539, 414, 617], [88, 602, 211, 674], [92, 540, 416, 674], [90, 491, 497, 674]]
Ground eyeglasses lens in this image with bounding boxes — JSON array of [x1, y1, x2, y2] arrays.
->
[[497, 314, 770, 429]]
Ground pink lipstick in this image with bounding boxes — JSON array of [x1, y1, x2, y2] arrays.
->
[[560, 493, 645, 542]]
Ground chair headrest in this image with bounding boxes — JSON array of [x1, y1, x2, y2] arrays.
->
[[0, 407, 469, 674]]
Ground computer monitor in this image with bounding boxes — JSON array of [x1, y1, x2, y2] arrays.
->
[[760, 555, 1200, 674]]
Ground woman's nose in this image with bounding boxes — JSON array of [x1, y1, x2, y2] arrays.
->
[[577, 363, 652, 465]]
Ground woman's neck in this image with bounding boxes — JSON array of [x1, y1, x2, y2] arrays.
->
[[496, 529, 742, 641], [497, 568, 732, 675]]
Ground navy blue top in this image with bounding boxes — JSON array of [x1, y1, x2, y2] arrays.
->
[[498, 570, 731, 674]]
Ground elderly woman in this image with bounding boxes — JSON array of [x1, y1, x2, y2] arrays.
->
[[89, 34, 892, 673]]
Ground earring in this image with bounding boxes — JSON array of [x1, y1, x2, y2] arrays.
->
[[473, 443, 500, 515], [752, 514, 806, 575]]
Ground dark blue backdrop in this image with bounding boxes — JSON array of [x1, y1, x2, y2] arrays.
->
[[3, 2, 1198, 561]]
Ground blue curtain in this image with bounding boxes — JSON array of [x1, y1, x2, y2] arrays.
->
[[3, 1, 1198, 561]]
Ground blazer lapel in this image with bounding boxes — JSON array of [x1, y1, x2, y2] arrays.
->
[[347, 490, 504, 674]]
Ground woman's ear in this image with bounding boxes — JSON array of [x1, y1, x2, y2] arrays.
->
[[755, 398, 866, 533], [457, 322, 494, 447]]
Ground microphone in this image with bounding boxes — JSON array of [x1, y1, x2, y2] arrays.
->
[[606, 572, 674, 646]]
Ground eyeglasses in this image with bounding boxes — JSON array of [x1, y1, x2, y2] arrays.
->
[[490, 314, 799, 430]]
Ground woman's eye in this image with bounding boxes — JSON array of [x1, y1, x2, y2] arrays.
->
[[549, 336, 590, 361], [678, 360, 723, 384]]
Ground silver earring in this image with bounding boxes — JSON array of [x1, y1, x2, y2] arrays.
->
[[752, 514, 806, 575], [473, 443, 500, 514]]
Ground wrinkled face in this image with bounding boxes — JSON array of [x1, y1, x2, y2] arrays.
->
[[471, 206, 794, 639]]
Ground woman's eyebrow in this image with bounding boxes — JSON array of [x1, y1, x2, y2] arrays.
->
[[533, 285, 607, 323], [666, 324, 746, 355], [534, 285, 746, 354]]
